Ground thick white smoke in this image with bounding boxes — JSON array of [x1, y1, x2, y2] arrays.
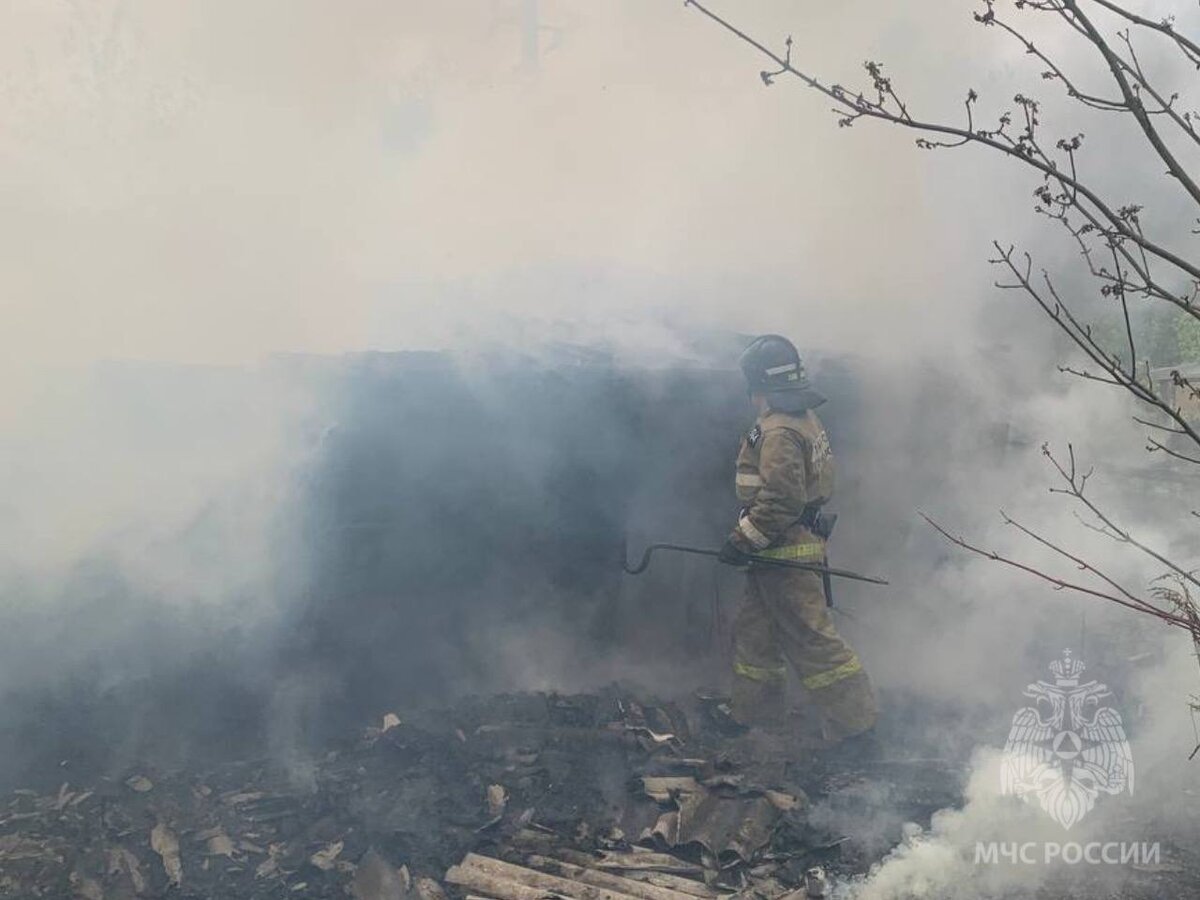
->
[[1, 1, 1198, 892]]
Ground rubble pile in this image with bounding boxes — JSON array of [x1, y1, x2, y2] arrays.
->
[[0, 690, 961, 899]]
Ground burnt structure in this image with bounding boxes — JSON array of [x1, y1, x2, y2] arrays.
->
[[0, 344, 865, 790], [285, 347, 863, 736]]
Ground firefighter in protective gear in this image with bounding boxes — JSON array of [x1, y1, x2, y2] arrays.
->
[[721, 335, 878, 743]]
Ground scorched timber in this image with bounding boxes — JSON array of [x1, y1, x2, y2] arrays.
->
[[446, 854, 709, 900]]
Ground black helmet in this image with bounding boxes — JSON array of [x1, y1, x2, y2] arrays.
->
[[738, 334, 826, 413]]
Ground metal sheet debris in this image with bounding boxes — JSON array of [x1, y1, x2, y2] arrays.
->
[[0, 688, 955, 899]]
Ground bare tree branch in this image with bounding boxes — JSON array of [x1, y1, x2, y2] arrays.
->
[[684, 0, 1200, 316], [1087, 0, 1200, 68], [1064, 1, 1200, 208], [990, 244, 1200, 449], [1042, 443, 1200, 590], [922, 513, 1197, 630]]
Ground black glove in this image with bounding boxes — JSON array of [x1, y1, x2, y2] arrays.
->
[[718, 538, 752, 567]]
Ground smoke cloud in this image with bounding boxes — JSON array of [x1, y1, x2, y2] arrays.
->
[[1, 1, 1198, 894]]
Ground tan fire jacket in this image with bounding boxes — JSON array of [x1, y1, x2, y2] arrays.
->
[[731, 408, 834, 557]]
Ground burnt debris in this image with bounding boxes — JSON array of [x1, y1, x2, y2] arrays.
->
[[0, 688, 961, 899]]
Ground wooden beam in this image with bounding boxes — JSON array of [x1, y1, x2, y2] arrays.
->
[[524, 856, 708, 900], [453, 855, 645, 900]]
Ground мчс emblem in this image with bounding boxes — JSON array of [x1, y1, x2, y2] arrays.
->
[[747, 424, 762, 447], [810, 429, 832, 466], [1000, 649, 1133, 830]]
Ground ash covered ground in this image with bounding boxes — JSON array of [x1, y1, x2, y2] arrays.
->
[[0, 686, 962, 899], [3, 687, 1195, 900]]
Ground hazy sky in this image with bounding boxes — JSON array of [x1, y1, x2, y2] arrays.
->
[[1, 0, 1034, 381]]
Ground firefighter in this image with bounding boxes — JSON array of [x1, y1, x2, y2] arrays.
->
[[718, 334, 878, 748]]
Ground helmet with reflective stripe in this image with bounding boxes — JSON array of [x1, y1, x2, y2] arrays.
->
[[738, 334, 826, 412]]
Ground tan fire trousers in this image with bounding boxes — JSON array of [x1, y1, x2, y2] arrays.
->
[[731, 564, 877, 742]]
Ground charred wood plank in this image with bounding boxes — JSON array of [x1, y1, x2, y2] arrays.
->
[[518, 850, 718, 899], [448, 866, 581, 900], [588, 851, 704, 876], [524, 855, 716, 900], [452, 854, 646, 900]]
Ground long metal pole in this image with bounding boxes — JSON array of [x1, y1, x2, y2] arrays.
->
[[622, 542, 888, 584]]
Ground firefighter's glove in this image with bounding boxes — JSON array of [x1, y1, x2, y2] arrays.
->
[[718, 538, 752, 567]]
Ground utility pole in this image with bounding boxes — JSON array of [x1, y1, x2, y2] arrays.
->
[[522, 0, 539, 71], [491, 0, 559, 73]]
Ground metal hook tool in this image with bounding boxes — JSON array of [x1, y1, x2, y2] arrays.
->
[[621, 541, 887, 585]]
